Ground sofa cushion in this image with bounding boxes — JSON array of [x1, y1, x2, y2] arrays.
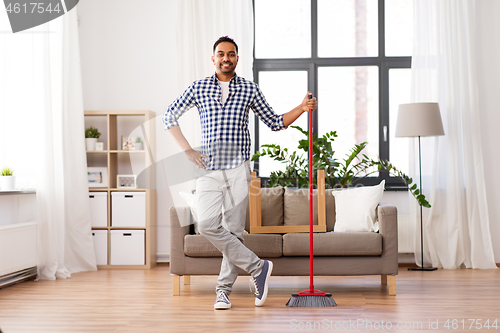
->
[[245, 186, 284, 231], [325, 189, 336, 232], [184, 233, 283, 257], [282, 232, 382, 256], [333, 180, 385, 232], [283, 188, 336, 231], [283, 188, 319, 226]]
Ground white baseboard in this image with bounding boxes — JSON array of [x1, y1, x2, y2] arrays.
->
[[157, 253, 170, 263]]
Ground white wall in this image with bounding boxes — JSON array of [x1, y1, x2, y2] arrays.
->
[[77, 0, 499, 263]]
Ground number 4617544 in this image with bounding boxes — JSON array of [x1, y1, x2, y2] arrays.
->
[[6, 2, 62, 14], [444, 319, 498, 330]]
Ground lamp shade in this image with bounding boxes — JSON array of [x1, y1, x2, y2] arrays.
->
[[395, 103, 445, 137]]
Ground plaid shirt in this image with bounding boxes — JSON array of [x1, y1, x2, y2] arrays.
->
[[163, 73, 286, 170]]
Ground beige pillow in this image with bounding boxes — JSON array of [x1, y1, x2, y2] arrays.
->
[[245, 186, 284, 231], [283, 188, 319, 226]]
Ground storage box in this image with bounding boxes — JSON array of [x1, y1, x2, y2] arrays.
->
[[111, 192, 146, 227], [110, 229, 145, 265], [89, 192, 108, 227], [91, 230, 108, 265]]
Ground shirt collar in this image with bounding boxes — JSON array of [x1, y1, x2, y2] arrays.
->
[[211, 73, 240, 85]]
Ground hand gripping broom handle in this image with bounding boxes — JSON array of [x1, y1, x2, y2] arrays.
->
[[308, 93, 314, 292]]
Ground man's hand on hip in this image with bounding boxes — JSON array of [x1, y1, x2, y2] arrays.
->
[[185, 149, 208, 169]]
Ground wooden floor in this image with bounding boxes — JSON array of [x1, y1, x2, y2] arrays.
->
[[0, 264, 499, 333]]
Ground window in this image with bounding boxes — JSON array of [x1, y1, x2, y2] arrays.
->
[[253, 0, 413, 188]]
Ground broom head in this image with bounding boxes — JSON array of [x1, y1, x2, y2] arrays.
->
[[286, 289, 337, 307]]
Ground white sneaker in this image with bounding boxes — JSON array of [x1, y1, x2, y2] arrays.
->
[[214, 291, 231, 310]]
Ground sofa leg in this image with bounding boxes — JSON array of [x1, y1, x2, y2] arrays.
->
[[388, 275, 396, 296], [184, 275, 191, 285], [381, 275, 387, 285], [173, 274, 180, 296]]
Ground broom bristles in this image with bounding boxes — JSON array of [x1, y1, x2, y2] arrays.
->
[[286, 294, 337, 307]]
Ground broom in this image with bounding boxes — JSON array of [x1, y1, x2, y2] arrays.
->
[[286, 93, 337, 307]]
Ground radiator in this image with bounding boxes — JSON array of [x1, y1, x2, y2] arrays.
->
[[0, 221, 37, 286]]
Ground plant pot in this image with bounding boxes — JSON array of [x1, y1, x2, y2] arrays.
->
[[0, 176, 15, 191], [86, 138, 98, 151], [135, 142, 143, 150]]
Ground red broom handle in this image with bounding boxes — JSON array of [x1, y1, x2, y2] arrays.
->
[[308, 94, 314, 292]]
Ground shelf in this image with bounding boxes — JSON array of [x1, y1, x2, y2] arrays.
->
[[85, 110, 154, 116], [88, 188, 149, 192], [86, 150, 146, 153], [0, 189, 36, 196], [110, 188, 147, 191], [85, 110, 157, 270]]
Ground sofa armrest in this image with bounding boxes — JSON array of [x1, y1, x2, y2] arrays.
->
[[378, 204, 398, 275], [169, 206, 190, 275]]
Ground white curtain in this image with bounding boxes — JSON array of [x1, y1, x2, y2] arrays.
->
[[175, 0, 254, 147], [410, 0, 497, 269], [162, 0, 254, 200], [0, 9, 97, 279]]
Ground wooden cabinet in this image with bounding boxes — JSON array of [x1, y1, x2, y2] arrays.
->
[[84, 110, 157, 269]]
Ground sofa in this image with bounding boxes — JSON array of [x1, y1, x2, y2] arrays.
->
[[169, 173, 398, 296]]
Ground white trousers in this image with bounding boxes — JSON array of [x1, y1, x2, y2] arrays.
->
[[196, 160, 263, 294]]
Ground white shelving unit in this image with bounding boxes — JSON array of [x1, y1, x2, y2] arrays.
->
[[85, 110, 157, 269]]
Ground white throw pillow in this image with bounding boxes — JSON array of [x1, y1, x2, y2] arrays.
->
[[332, 180, 385, 232]]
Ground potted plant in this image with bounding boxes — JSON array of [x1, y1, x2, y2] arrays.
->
[[85, 126, 101, 151], [135, 137, 143, 150], [252, 125, 430, 208], [0, 167, 15, 191]]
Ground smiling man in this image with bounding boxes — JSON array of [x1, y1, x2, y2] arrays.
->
[[163, 36, 317, 309]]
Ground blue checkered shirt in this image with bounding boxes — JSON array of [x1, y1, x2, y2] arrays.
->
[[163, 73, 286, 170]]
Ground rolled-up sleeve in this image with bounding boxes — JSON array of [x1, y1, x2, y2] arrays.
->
[[163, 84, 196, 130], [251, 85, 286, 132]]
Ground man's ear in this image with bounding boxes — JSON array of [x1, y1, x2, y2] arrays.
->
[[211, 55, 215, 64]]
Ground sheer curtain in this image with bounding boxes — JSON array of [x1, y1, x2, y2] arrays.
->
[[410, 0, 497, 269], [0, 8, 97, 279], [175, 0, 254, 147], [164, 0, 254, 203]]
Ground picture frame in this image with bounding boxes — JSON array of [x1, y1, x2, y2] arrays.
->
[[121, 136, 135, 150], [87, 167, 108, 188], [117, 174, 137, 189]]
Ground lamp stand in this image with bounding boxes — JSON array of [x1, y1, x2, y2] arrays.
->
[[408, 136, 437, 271]]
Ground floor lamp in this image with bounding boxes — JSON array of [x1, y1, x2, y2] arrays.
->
[[395, 103, 444, 271]]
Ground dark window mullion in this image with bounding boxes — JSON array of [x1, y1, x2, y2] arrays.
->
[[378, 0, 389, 185]]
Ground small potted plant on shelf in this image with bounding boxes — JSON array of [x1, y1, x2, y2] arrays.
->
[[85, 126, 101, 151], [0, 167, 15, 191], [135, 137, 143, 150]]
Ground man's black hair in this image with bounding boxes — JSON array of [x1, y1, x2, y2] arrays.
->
[[213, 36, 238, 54]]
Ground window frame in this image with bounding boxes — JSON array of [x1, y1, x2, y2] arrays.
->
[[252, 0, 411, 189]]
